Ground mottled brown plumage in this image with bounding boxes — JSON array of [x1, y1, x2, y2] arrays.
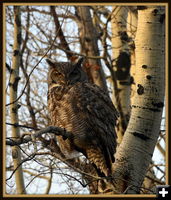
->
[[47, 57, 118, 177]]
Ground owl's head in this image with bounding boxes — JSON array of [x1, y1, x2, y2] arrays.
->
[[46, 57, 87, 88]]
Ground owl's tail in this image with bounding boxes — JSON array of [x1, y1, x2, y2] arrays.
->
[[86, 146, 112, 177], [86, 146, 117, 193]]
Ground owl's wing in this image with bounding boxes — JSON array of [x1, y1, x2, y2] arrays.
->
[[73, 82, 118, 164]]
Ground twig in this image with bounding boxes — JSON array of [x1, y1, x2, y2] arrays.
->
[[50, 6, 73, 60], [6, 122, 39, 130], [145, 174, 164, 185], [6, 153, 36, 181], [5, 7, 70, 107], [6, 126, 72, 146]]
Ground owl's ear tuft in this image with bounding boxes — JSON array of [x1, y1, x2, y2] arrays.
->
[[74, 57, 84, 68], [46, 58, 56, 68]]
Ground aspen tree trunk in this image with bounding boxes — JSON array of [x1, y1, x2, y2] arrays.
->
[[76, 6, 107, 90], [111, 6, 131, 143], [112, 6, 165, 194], [9, 6, 26, 194], [128, 8, 162, 192], [127, 7, 138, 101]]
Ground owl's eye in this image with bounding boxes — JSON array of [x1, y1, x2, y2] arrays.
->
[[53, 71, 62, 76]]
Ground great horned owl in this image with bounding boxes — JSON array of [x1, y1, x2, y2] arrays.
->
[[47, 57, 118, 177]]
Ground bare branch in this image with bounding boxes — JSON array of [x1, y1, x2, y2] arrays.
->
[[50, 6, 73, 60], [6, 126, 72, 146], [6, 122, 39, 130], [5, 7, 70, 107]]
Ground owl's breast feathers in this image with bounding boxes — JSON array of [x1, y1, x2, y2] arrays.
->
[[48, 82, 118, 175]]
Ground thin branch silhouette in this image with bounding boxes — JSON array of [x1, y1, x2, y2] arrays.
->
[[6, 6, 70, 107]]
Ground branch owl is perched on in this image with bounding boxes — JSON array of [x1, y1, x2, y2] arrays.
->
[[47, 57, 118, 177]]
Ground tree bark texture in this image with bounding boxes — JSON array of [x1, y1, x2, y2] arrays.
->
[[111, 6, 131, 143], [9, 6, 26, 194], [112, 6, 165, 194], [76, 6, 107, 91], [127, 7, 138, 103]]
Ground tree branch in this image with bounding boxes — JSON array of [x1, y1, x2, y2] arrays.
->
[[6, 122, 39, 130], [50, 6, 73, 60], [6, 126, 72, 146], [5, 7, 70, 107]]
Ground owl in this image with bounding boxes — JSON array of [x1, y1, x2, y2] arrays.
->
[[46, 57, 118, 177]]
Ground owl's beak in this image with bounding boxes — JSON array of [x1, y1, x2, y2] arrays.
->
[[46, 58, 56, 68]]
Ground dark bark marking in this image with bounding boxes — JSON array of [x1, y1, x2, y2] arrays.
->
[[137, 84, 144, 95], [17, 104, 21, 109], [12, 107, 16, 114], [12, 104, 21, 114], [9, 78, 20, 90], [152, 9, 158, 16], [132, 132, 150, 141], [147, 108, 160, 112], [142, 65, 148, 69], [14, 13, 21, 27], [13, 77, 21, 91], [12, 149, 18, 159], [115, 52, 131, 80], [146, 75, 152, 80], [13, 50, 20, 56], [9, 76, 21, 91], [9, 82, 13, 87], [132, 105, 160, 112], [6, 63, 13, 73], [85, 37, 92, 42], [137, 6, 147, 10], [119, 80, 131, 86], [152, 101, 164, 108], [12, 104, 21, 113], [130, 42, 135, 50], [17, 33, 22, 45], [14, 7, 22, 45], [130, 76, 135, 85], [159, 14, 165, 24], [119, 31, 129, 42], [137, 116, 142, 119]]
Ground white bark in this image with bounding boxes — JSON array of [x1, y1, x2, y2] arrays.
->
[[9, 6, 26, 194], [111, 6, 131, 142], [127, 8, 138, 101], [112, 6, 165, 193]]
